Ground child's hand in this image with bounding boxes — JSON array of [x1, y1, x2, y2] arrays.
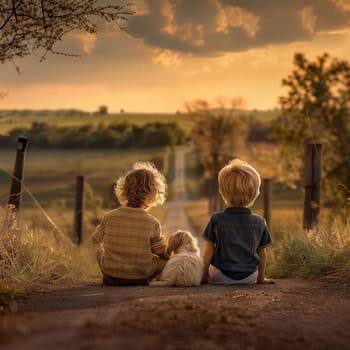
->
[[257, 277, 275, 284]]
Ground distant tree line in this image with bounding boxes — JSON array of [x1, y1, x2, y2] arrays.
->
[[0, 109, 92, 118], [0, 105, 114, 117], [0, 121, 186, 149]]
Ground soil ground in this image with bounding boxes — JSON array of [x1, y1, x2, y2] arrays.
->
[[1, 149, 350, 350], [1, 279, 350, 350]]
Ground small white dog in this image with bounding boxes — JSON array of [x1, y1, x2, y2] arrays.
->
[[149, 230, 204, 287]]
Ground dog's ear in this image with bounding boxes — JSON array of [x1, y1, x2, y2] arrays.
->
[[167, 231, 183, 255], [186, 233, 200, 254]]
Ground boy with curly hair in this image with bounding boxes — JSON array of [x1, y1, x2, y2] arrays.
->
[[202, 159, 274, 285], [92, 162, 168, 286]]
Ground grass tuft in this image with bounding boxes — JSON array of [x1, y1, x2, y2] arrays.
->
[[0, 205, 100, 298], [268, 219, 350, 285]]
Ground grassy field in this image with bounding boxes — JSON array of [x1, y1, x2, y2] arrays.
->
[[0, 147, 170, 242]]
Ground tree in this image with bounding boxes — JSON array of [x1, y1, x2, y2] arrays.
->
[[0, 1, 134, 64], [273, 52, 350, 210], [97, 105, 108, 115], [186, 97, 247, 213]]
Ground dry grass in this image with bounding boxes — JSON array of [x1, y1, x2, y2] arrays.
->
[[0, 205, 101, 297], [268, 219, 350, 284]]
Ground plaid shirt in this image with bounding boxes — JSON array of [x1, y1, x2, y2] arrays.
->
[[92, 207, 167, 279]]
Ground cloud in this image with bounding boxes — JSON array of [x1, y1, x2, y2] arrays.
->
[[74, 33, 97, 54], [160, 0, 177, 34], [331, 0, 350, 13], [211, 0, 260, 37], [128, 0, 350, 55], [299, 6, 318, 34], [152, 48, 181, 67]]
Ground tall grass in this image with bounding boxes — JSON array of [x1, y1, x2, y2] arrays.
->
[[268, 220, 350, 285], [0, 205, 100, 297]]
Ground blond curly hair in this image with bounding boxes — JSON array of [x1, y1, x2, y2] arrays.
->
[[218, 158, 261, 208], [115, 162, 167, 208]]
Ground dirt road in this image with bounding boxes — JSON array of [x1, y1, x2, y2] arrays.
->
[[162, 148, 197, 237], [1, 149, 350, 350], [1, 279, 350, 350]]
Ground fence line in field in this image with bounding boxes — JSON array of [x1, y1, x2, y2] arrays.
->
[[0, 166, 74, 246], [4, 137, 328, 244]]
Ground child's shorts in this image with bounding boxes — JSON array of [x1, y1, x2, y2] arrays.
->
[[208, 265, 258, 285], [97, 248, 167, 284]]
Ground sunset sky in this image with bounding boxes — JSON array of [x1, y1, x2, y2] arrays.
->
[[1, 0, 350, 113]]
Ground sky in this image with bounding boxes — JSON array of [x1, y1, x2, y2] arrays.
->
[[1, 0, 350, 113]]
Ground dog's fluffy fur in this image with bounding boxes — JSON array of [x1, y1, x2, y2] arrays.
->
[[149, 230, 204, 287]]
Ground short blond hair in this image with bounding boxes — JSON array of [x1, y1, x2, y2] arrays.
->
[[218, 159, 261, 207], [115, 162, 167, 208]]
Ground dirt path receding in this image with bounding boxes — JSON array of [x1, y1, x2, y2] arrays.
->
[[162, 148, 197, 237], [1, 148, 350, 350]]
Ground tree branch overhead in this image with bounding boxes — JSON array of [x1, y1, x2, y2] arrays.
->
[[0, 0, 134, 64]]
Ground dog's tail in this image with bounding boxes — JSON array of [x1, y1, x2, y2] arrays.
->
[[148, 279, 174, 287]]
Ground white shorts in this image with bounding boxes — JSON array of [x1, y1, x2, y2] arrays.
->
[[208, 265, 258, 285]]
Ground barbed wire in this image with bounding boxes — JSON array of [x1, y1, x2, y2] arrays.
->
[[0, 167, 74, 246]]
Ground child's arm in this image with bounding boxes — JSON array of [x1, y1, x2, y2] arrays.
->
[[257, 247, 274, 284], [150, 222, 169, 260], [202, 240, 215, 284], [150, 235, 169, 260], [91, 217, 106, 244]]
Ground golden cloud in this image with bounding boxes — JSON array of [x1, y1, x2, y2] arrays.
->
[[211, 0, 260, 37], [152, 49, 181, 67], [160, 0, 178, 34], [159, 0, 205, 47], [331, 0, 350, 13], [300, 6, 318, 34], [74, 33, 97, 54]]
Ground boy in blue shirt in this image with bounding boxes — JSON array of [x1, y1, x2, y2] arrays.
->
[[202, 159, 274, 284]]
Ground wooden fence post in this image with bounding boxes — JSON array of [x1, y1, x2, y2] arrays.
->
[[8, 137, 29, 217], [303, 143, 322, 230], [74, 176, 84, 245], [263, 178, 272, 228]]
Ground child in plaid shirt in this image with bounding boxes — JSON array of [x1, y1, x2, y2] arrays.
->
[[92, 162, 168, 286]]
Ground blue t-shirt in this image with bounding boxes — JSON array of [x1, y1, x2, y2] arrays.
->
[[203, 207, 272, 280]]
